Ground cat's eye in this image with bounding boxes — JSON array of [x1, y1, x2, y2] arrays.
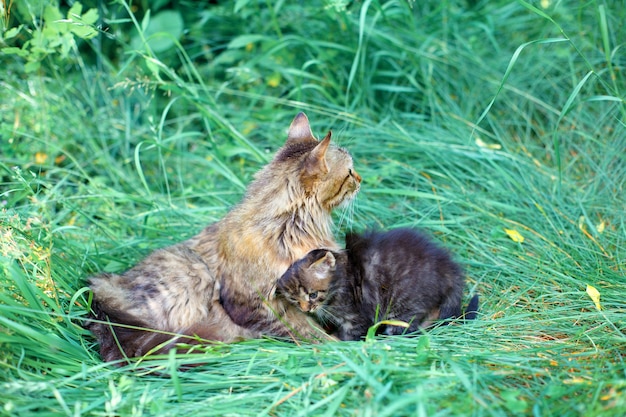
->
[[309, 291, 318, 300], [349, 168, 361, 183]]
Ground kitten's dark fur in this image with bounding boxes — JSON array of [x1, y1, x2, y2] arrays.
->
[[277, 228, 479, 341]]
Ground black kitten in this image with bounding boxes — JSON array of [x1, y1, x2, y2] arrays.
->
[[277, 228, 478, 341]]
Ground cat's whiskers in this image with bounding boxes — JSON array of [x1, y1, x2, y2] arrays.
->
[[337, 197, 357, 231], [315, 306, 341, 327]]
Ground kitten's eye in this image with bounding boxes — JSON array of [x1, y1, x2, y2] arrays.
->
[[309, 291, 318, 300]]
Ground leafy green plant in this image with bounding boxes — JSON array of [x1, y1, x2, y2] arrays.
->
[[2, 1, 98, 72]]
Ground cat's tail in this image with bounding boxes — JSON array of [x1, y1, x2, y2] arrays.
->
[[86, 294, 260, 365], [437, 293, 479, 324], [462, 294, 479, 321]]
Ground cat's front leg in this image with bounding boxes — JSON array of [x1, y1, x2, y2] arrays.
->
[[338, 320, 371, 341]]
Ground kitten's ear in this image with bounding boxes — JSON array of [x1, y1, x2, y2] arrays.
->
[[309, 251, 336, 280], [305, 131, 331, 175], [287, 112, 315, 142]]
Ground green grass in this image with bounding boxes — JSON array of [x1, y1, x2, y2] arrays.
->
[[1, 0, 625, 415]]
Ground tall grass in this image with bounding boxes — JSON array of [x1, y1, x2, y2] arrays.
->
[[1, 0, 625, 415]]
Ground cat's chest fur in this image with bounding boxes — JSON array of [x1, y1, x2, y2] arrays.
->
[[188, 206, 338, 297]]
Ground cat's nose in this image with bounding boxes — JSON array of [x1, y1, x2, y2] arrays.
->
[[353, 170, 362, 183]]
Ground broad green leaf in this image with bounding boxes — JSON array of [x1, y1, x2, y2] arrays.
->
[[2, 46, 30, 57], [4, 25, 23, 40], [43, 4, 66, 35], [131, 10, 183, 53], [43, 4, 64, 23], [24, 60, 41, 72], [67, 2, 84, 19], [69, 21, 98, 39], [81, 8, 99, 25], [67, 3, 99, 39]]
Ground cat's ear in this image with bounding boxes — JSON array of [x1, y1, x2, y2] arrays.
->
[[305, 131, 331, 175], [287, 112, 315, 142], [309, 251, 336, 280]]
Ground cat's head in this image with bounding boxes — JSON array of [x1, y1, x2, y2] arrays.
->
[[269, 112, 361, 211], [277, 249, 337, 313]]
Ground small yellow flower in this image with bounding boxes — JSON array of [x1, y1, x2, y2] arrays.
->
[[266, 73, 281, 88], [35, 152, 48, 164]]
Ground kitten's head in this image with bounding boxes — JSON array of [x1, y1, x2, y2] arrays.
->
[[277, 249, 337, 313], [267, 112, 361, 211]]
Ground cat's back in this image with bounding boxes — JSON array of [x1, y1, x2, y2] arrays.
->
[[345, 227, 463, 288], [89, 243, 217, 330], [346, 227, 445, 262], [344, 227, 465, 332]]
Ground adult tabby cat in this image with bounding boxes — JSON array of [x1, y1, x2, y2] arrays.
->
[[276, 228, 479, 341], [87, 113, 361, 362]]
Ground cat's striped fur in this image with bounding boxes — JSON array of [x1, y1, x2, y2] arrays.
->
[[86, 113, 361, 362]]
